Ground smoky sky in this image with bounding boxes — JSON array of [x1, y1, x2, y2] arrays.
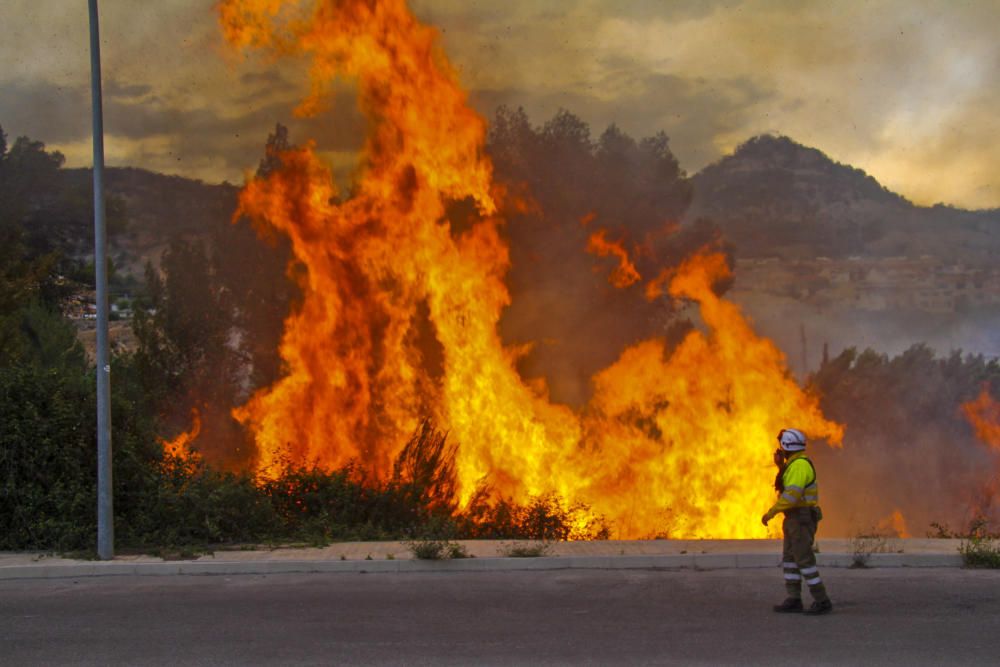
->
[[4, 0, 1000, 207]]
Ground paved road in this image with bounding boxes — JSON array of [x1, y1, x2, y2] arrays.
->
[[2, 568, 998, 666]]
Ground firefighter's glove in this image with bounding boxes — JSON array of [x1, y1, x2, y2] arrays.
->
[[761, 512, 773, 526]]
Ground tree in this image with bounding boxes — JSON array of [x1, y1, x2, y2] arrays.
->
[[132, 238, 252, 466], [809, 345, 1000, 536], [0, 127, 62, 363], [485, 108, 729, 405]]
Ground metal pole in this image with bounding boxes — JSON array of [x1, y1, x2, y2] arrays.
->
[[89, 0, 113, 560]]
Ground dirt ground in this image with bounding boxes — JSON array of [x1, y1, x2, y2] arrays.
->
[[74, 319, 138, 362]]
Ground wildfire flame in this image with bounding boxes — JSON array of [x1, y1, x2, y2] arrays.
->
[[962, 385, 1000, 451], [876, 509, 912, 539], [218, 0, 843, 538], [586, 229, 641, 288], [161, 408, 202, 460]]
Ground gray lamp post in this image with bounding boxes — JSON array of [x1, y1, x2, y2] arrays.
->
[[89, 0, 113, 560]]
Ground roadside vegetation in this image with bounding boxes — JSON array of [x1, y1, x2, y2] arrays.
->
[[497, 541, 552, 558], [932, 518, 1000, 568], [4, 118, 1000, 556], [0, 125, 609, 555], [3, 399, 610, 553], [849, 531, 898, 568]]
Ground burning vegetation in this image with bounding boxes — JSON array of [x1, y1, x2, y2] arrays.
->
[[209, 0, 842, 539], [5, 3, 1000, 553]]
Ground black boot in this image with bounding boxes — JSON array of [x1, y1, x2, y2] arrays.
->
[[773, 598, 804, 613], [804, 599, 833, 615]]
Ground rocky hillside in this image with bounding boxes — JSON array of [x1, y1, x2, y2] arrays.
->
[[687, 135, 1000, 262], [58, 167, 239, 278]]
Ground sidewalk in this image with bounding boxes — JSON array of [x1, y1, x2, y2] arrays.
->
[[0, 538, 966, 580]]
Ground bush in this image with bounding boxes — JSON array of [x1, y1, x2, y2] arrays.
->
[[406, 538, 468, 560], [498, 541, 551, 558], [959, 518, 1000, 568], [0, 363, 97, 551], [849, 531, 895, 568], [2, 396, 611, 554], [460, 491, 610, 541]]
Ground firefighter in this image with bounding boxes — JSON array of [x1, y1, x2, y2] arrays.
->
[[761, 428, 833, 615]]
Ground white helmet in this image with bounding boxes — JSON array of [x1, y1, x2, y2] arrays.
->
[[777, 428, 807, 452]]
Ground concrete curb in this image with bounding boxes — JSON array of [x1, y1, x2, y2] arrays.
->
[[0, 552, 965, 580]]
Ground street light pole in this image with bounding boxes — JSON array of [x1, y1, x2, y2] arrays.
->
[[88, 0, 113, 560]]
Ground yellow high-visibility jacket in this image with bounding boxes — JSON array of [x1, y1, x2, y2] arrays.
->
[[765, 452, 818, 519]]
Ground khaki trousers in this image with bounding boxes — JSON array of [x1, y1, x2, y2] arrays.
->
[[781, 507, 830, 602]]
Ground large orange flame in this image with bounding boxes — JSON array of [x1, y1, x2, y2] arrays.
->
[[218, 0, 842, 538]]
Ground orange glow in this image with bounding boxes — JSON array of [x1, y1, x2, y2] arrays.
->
[[876, 509, 912, 539], [218, 0, 843, 538], [644, 267, 673, 301], [586, 229, 641, 288], [962, 385, 1000, 450], [161, 408, 202, 460]]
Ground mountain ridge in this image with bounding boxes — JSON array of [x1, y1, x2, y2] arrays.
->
[[687, 134, 1000, 262], [57, 134, 1000, 277]]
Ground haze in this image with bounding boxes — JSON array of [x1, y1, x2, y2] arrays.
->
[[2, 0, 998, 209]]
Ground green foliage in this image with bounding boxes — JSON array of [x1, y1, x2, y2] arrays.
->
[[0, 362, 96, 550], [936, 517, 1000, 568], [133, 240, 234, 399], [958, 520, 1000, 569], [0, 129, 61, 361], [3, 392, 607, 552], [0, 126, 127, 297]]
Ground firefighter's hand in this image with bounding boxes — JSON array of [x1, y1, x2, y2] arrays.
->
[[761, 513, 771, 526]]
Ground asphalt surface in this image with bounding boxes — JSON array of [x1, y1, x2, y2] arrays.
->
[[2, 568, 999, 666]]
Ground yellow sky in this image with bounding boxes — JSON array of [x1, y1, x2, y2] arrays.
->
[[3, 0, 999, 208]]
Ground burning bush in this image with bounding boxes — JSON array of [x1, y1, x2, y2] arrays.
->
[[207, 0, 844, 540]]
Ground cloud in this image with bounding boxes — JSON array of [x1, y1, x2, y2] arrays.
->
[[0, 79, 91, 144], [4, 0, 1000, 207], [583, 1, 1000, 204], [0, 75, 366, 185]]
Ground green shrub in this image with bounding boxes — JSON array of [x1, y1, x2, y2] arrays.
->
[[960, 537, 1000, 568], [959, 518, 1000, 568], [3, 392, 612, 554], [0, 363, 97, 551]]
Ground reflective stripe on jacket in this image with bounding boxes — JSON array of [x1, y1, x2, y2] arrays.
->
[[768, 453, 818, 515]]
